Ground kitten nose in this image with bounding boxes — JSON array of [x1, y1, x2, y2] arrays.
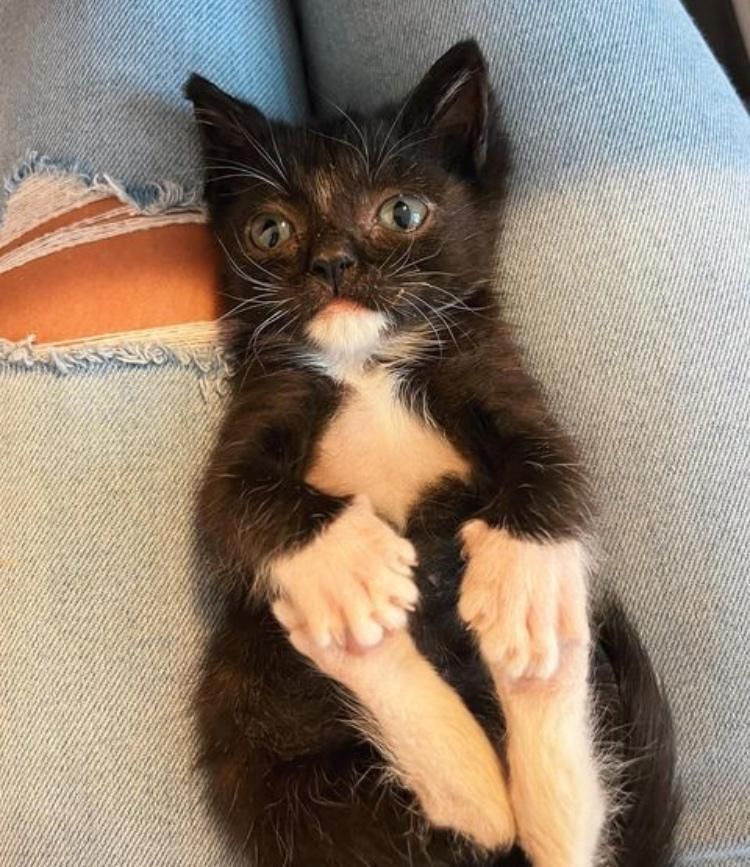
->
[[310, 250, 357, 293]]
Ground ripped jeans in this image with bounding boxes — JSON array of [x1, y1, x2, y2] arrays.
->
[[1, 1, 749, 865]]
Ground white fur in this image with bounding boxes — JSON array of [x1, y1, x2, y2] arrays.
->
[[307, 366, 470, 528], [275, 619, 516, 852], [459, 522, 591, 679], [459, 522, 606, 866], [266, 494, 418, 649], [305, 307, 388, 375]]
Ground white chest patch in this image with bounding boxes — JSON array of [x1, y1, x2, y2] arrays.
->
[[306, 368, 470, 528]]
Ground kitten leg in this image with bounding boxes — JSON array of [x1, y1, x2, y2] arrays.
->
[[458, 522, 606, 867], [497, 645, 605, 867], [274, 602, 516, 853]]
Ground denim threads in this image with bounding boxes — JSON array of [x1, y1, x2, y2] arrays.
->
[[0, 326, 231, 400], [0, 180, 207, 277], [2, 152, 206, 228]]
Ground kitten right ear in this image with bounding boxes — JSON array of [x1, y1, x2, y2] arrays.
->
[[399, 40, 491, 177], [185, 74, 269, 208]]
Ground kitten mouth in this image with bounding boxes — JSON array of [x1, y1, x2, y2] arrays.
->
[[318, 298, 366, 316]]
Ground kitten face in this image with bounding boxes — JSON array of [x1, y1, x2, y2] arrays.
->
[[187, 41, 509, 363]]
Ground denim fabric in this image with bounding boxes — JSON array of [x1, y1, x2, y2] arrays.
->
[[0, 0, 308, 212], [0, 343, 244, 866], [1, 0, 749, 864], [297, 2, 750, 864]]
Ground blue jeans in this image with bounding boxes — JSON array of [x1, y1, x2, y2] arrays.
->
[[1, 1, 749, 864]]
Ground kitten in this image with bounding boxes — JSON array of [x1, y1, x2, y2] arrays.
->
[[187, 41, 679, 867]]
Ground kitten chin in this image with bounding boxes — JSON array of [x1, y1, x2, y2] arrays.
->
[[305, 303, 388, 374]]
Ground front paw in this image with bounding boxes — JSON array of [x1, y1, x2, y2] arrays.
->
[[458, 521, 590, 680], [268, 495, 418, 650]]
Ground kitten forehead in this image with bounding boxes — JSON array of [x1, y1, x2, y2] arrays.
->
[[310, 167, 337, 212]]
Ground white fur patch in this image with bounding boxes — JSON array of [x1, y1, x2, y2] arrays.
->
[[305, 306, 387, 374], [265, 494, 418, 649], [496, 647, 606, 867], [307, 367, 470, 528], [459, 523, 590, 679], [459, 522, 605, 866], [274, 624, 516, 851]]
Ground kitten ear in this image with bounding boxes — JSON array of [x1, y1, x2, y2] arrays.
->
[[401, 40, 491, 174], [185, 74, 268, 154], [185, 74, 269, 208]]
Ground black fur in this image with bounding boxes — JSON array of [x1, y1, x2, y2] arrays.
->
[[188, 41, 679, 866], [591, 604, 681, 867]]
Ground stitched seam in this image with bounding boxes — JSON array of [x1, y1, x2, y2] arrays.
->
[[0, 322, 232, 400]]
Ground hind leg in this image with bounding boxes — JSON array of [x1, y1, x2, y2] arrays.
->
[[458, 522, 606, 867], [496, 645, 606, 867], [275, 603, 516, 853], [198, 604, 451, 866]]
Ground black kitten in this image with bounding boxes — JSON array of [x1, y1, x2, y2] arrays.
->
[[187, 41, 679, 867]]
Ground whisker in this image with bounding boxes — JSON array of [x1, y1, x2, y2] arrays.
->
[[397, 281, 476, 312], [399, 289, 474, 351], [205, 170, 284, 193], [398, 291, 445, 357], [375, 131, 444, 180], [309, 128, 368, 173], [375, 91, 415, 167], [216, 235, 257, 284], [218, 291, 291, 321], [387, 244, 444, 279], [265, 119, 289, 183], [230, 226, 287, 287], [318, 93, 371, 178], [230, 117, 289, 187], [382, 238, 418, 280]]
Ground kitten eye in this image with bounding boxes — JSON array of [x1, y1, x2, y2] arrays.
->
[[247, 213, 293, 250], [377, 195, 428, 232]]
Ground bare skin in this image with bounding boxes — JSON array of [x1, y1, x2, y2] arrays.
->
[[0, 197, 219, 341]]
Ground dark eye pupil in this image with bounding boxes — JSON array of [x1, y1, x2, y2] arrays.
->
[[262, 219, 279, 248], [393, 200, 412, 230]]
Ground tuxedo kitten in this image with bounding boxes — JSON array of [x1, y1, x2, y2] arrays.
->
[[187, 41, 679, 867]]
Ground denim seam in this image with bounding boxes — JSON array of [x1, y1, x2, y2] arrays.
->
[[2, 151, 204, 227], [0, 328, 231, 400]]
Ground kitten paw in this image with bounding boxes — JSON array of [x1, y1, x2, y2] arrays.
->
[[458, 521, 589, 680], [268, 495, 418, 650]]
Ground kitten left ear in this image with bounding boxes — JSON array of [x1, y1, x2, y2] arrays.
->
[[185, 74, 270, 209], [401, 40, 491, 174], [185, 74, 268, 153]]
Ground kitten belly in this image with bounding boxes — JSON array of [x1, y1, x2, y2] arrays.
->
[[306, 368, 470, 529]]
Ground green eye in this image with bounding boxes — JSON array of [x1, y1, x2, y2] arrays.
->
[[247, 213, 293, 250], [377, 194, 428, 232]]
